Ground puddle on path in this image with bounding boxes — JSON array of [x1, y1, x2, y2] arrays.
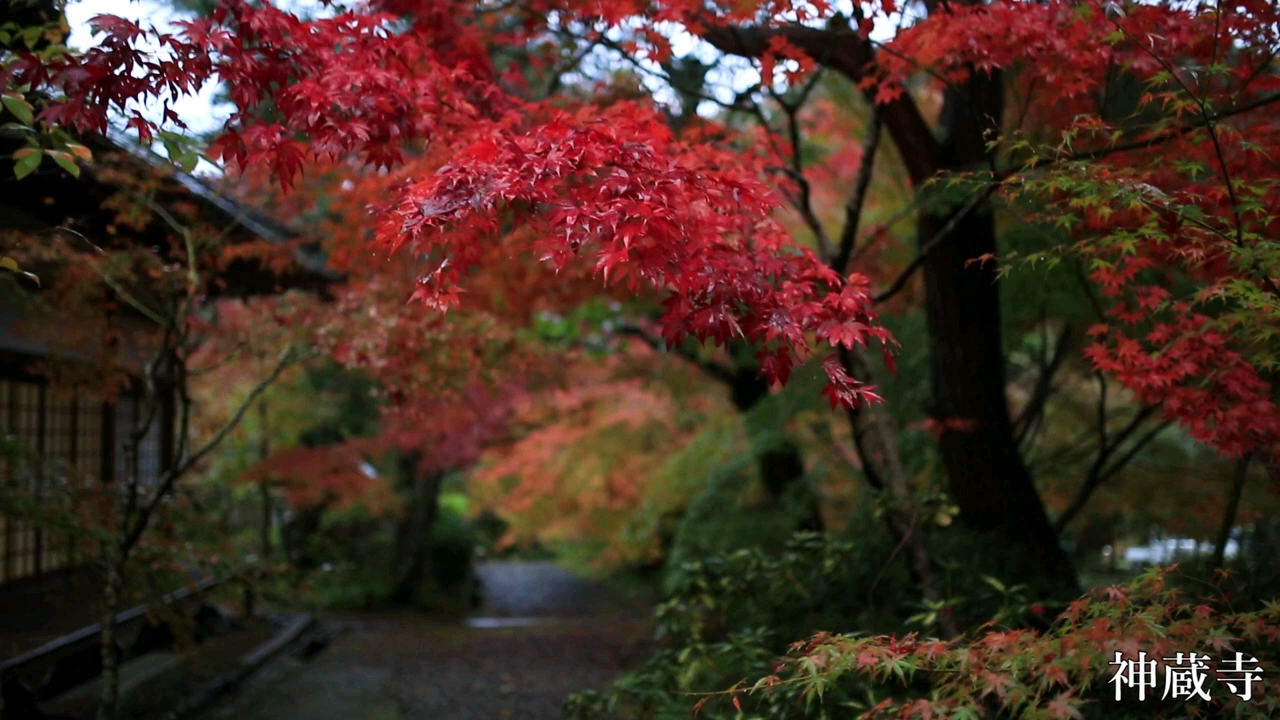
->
[[462, 616, 561, 629]]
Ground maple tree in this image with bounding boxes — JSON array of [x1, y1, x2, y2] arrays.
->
[[467, 336, 739, 565], [190, 282, 535, 598], [227, 131, 841, 542], [6, 0, 1280, 716], [216, 141, 814, 572], [6, 0, 889, 390]]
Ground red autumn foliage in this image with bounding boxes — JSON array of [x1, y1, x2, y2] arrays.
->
[[239, 440, 388, 512], [235, 373, 525, 513], [469, 338, 728, 560], [6, 0, 890, 408], [6, 0, 1277, 548], [17, 0, 1271, 457], [758, 569, 1280, 719]]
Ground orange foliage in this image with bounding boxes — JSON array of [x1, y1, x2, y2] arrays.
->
[[239, 439, 397, 515], [470, 339, 733, 565]]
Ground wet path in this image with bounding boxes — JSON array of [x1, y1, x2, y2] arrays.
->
[[191, 562, 651, 720], [474, 561, 614, 617]]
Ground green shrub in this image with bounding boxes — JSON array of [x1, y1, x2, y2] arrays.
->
[[429, 494, 479, 589], [281, 522, 397, 611], [569, 537, 1280, 720], [568, 530, 915, 720], [412, 493, 481, 611]]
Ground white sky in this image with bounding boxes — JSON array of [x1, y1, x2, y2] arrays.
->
[[64, 1, 902, 141], [66, 0, 231, 136]]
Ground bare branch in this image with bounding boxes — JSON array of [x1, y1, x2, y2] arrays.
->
[[873, 183, 1000, 303], [542, 35, 603, 99], [765, 72, 833, 257], [840, 344, 956, 639], [700, 21, 941, 186], [831, 108, 883, 274], [1054, 404, 1166, 533], [186, 342, 251, 376], [846, 197, 920, 269], [1097, 418, 1173, 484], [174, 346, 301, 478], [125, 346, 304, 551], [590, 33, 738, 112], [1014, 322, 1073, 447], [614, 323, 737, 386], [90, 258, 167, 326]]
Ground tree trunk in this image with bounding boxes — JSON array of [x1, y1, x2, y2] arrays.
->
[[729, 365, 823, 531], [841, 346, 957, 639], [257, 399, 273, 559], [96, 545, 125, 720], [922, 70, 1079, 599], [98, 426, 141, 720], [258, 482, 272, 559], [1213, 454, 1252, 571], [390, 452, 444, 604], [697, 0, 1078, 603]]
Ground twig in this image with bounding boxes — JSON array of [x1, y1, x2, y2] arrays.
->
[[126, 346, 305, 550], [873, 183, 1000, 303], [766, 71, 832, 256], [613, 323, 737, 386], [831, 108, 882, 274], [1013, 322, 1073, 447], [1054, 404, 1166, 532]]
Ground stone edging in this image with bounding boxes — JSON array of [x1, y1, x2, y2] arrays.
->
[[162, 614, 318, 720]]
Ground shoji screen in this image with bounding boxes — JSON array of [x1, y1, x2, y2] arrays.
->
[[0, 379, 109, 585], [5, 380, 41, 580]]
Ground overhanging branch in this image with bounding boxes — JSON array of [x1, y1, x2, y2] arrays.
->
[[831, 108, 883, 274], [699, 21, 940, 186], [614, 323, 737, 386]]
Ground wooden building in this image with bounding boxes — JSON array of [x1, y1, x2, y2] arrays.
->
[[0, 125, 333, 656]]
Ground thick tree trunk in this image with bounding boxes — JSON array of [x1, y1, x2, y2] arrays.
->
[[922, 71, 1079, 598], [728, 365, 823, 531], [700, 0, 1077, 602], [390, 452, 444, 604]]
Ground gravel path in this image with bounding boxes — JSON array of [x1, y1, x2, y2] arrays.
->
[[191, 562, 651, 720]]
